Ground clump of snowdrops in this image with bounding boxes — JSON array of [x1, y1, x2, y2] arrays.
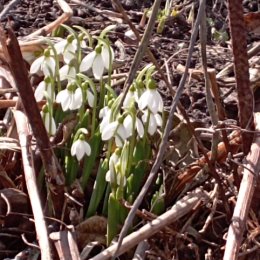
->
[[30, 24, 165, 244]]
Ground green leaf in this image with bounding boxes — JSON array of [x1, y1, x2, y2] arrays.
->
[[86, 159, 108, 217], [107, 192, 120, 245], [81, 130, 102, 189]]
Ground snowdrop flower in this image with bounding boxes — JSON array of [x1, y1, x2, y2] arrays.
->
[[138, 79, 163, 114], [142, 110, 163, 135], [71, 134, 91, 161], [99, 104, 112, 133], [80, 44, 114, 80], [105, 149, 126, 186], [122, 85, 139, 109], [81, 82, 95, 108], [59, 64, 76, 82], [54, 35, 87, 64], [56, 83, 83, 111], [105, 150, 119, 185], [30, 48, 56, 76], [34, 77, 53, 102], [41, 106, 56, 135], [101, 117, 127, 147], [123, 114, 144, 138]]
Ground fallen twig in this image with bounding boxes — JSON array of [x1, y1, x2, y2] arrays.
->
[[28, 0, 72, 37], [91, 189, 209, 260], [14, 110, 52, 260], [224, 113, 260, 260], [0, 25, 65, 217], [116, 0, 206, 254]]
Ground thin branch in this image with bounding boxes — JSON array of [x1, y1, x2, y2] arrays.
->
[[116, 0, 206, 254], [14, 110, 52, 260]]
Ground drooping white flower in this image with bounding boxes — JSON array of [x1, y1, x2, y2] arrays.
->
[[99, 106, 112, 133], [141, 110, 162, 135], [80, 44, 114, 80], [138, 79, 163, 114], [30, 49, 56, 76], [101, 119, 127, 147], [105, 150, 126, 186], [56, 85, 82, 111], [59, 64, 76, 82], [123, 114, 144, 138], [54, 35, 87, 64], [34, 78, 53, 102], [71, 138, 91, 161], [105, 150, 119, 185], [122, 86, 139, 109], [86, 89, 94, 108], [41, 110, 56, 136]]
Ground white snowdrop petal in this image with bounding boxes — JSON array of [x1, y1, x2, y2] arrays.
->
[[42, 57, 56, 76], [156, 91, 164, 112], [76, 148, 85, 161], [56, 90, 71, 111], [50, 117, 57, 135], [99, 106, 108, 118], [123, 115, 133, 138], [115, 135, 124, 147], [141, 110, 148, 123], [136, 117, 144, 138], [83, 141, 91, 156], [54, 40, 67, 54], [68, 66, 76, 79], [101, 121, 118, 141], [30, 56, 44, 74], [101, 46, 110, 70], [59, 65, 69, 81], [105, 170, 112, 183], [44, 113, 56, 135], [92, 54, 104, 80], [123, 91, 135, 108], [146, 89, 158, 114], [148, 114, 157, 135], [34, 81, 45, 102], [80, 51, 96, 72], [87, 89, 94, 107], [63, 49, 75, 64], [70, 88, 82, 110], [138, 91, 149, 111], [71, 141, 78, 156], [117, 124, 127, 141], [155, 113, 163, 127]]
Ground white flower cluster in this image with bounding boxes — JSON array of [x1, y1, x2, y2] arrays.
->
[[99, 78, 164, 148], [30, 32, 114, 141]]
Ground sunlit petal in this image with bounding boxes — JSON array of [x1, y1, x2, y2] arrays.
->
[[54, 40, 67, 54], [136, 117, 144, 138], [59, 65, 70, 81], [82, 141, 91, 156], [148, 113, 157, 135], [70, 88, 82, 110], [92, 54, 104, 80], [56, 89, 71, 111], [87, 89, 94, 107], [34, 81, 45, 102], [155, 113, 163, 127], [117, 124, 127, 141], [138, 91, 149, 111], [80, 51, 96, 72], [123, 115, 133, 138], [101, 45, 110, 70], [101, 121, 118, 141], [30, 56, 44, 74]]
